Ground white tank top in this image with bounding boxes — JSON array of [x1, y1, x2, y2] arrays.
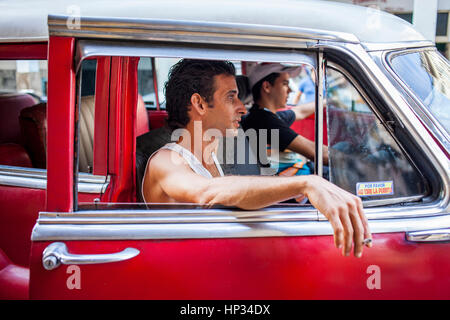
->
[[141, 143, 224, 202]]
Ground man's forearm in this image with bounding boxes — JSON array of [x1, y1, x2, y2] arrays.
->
[[291, 101, 315, 120], [198, 175, 309, 210]]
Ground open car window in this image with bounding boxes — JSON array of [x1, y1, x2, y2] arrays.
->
[[73, 41, 432, 212], [0, 59, 47, 170]]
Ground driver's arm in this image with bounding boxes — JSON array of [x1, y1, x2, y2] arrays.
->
[[286, 134, 329, 165], [290, 101, 316, 120]]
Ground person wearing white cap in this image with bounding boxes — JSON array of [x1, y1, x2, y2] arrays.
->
[[241, 63, 329, 176]]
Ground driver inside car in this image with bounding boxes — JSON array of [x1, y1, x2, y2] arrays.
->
[[241, 62, 329, 178], [141, 59, 372, 258]]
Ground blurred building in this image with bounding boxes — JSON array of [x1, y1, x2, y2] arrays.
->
[[323, 0, 450, 58]]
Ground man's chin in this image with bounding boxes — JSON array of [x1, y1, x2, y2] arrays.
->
[[225, 128, 239, 137]]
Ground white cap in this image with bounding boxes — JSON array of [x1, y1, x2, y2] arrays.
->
[[248, 63, 302, 89]]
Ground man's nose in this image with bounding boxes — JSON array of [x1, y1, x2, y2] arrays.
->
[[237, 98, 247, 115]]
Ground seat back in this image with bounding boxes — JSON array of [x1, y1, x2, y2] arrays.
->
[[136, 94, 150, 136], [0, 93, 38, 145], [19, 102, 47, 168], [19, 94, 149, 171], [0, 143, 33, 168], [148, 110, 168, 130]]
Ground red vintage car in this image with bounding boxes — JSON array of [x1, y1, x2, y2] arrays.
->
[[0, 0, 449, 300]]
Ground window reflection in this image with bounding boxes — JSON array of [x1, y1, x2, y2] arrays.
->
[[326, 67, 427, 200]]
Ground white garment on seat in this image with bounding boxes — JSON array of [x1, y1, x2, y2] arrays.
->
[[141, 142, 224, 202]]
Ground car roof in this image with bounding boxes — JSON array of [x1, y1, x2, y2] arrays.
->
[[0, 0, 425, 44]]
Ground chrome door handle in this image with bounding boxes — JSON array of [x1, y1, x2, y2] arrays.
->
[[42, 242, 140, 270], [406, 228, 450, 243]]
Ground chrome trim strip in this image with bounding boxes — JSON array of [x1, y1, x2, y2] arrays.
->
[[37, 208, 319, 225], [48, 15, 359, 46], [406, 228, 450, 242], [36, 198, 446, 224], [75, 40, 317, 73], [315, 50, 324, 176], [0, 165, 109, 194], [0, 37, 48, 43], [31, 212, 450, 241], [362, 41, 434, 52]]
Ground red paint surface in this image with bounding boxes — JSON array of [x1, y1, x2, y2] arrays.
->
[[0, 43, 47, 60], [46, 36, 76, 212], [289, 111, 328, 146], [0, 186, 45, 266], [93, 57, 111, 176], [102, 57, 139, 203], [29, 233, 450, 299]]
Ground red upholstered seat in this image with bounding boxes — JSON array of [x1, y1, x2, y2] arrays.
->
[[17, 95, 150, 170], [0, 143, 32, 168], [136, 94, 150, 136], [0, 93, 38, 145], [19, 103, 47, 168], [0, 248, 29, 300], [148, 110, 168, 130]]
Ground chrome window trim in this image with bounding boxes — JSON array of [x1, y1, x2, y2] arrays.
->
[[37, 208, 319, 225], [31, 210, 450, 241], [0, 165, 109, 194], [0, 37, 48, 43], [49, 15, 359, 48], [381, 47, 450, 148], [362, 41, 434, 52], [75, 40, 317, 73]]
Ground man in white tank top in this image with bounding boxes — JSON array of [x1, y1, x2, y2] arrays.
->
[[142, 59, 372, 258]]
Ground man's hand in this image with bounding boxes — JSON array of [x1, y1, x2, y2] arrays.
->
[[303, 175, 372, 258]]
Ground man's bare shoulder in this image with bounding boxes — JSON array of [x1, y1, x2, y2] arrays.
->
[[147, 147, 191, 178]]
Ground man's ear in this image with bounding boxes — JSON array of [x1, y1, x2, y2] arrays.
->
[[190, 93, 207, 116], [261, 80, 271, 94]]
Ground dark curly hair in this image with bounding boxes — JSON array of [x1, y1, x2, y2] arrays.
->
[[164, 59, 236, 129]]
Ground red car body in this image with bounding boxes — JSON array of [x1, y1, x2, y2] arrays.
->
[[0, 0, 449, 300]]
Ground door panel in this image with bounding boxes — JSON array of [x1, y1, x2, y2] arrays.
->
[[0, 185, 45, 267], [29, 232, 450, 299]]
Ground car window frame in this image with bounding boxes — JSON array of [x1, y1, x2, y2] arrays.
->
[[383, 47, 450, 150], [65, 39, 449, 223], [74, 40, 322, 214], [325, 60, 429, 207]]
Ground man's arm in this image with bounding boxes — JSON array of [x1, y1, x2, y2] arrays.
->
[[286, 134, 329, 165], [290, 101, 316, 120], [147, 149, 371, 257]]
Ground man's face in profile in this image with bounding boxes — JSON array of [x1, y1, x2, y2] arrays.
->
[[203, 74, 247, 137], [269, 72, 292, 109]]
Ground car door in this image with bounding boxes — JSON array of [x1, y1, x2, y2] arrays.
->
[[29, 32, 449, 299]]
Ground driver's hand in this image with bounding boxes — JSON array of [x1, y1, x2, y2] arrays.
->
[[304, 175, 372, 257]]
